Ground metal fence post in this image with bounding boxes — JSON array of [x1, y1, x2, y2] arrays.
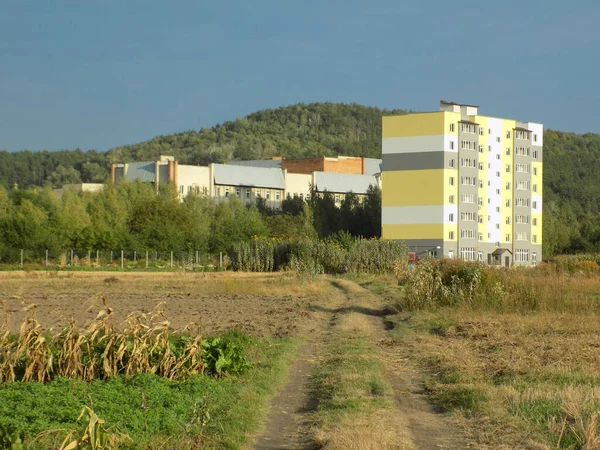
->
[[170, 251, 173, 268], [134, 251, 137, 262], [121, 250, 124, 269], [88, 250, 91, 266], [45, 249, 48, 267], [196, 250, 199, 265], [220, 252, 223, 268], [21, 249, 24, 268], [96, 250, 99, 266], [71, 249, 74, 266], [146, 250, 149, 269]]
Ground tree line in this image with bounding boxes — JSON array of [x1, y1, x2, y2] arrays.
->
[[0, 181, 381, 263], [2, 102, 600, 257]]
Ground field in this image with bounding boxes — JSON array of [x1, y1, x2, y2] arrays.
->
[[0, 272, 318, 337], [3, 265, 600, 449]]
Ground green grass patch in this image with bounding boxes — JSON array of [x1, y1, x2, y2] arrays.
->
[[312, 325, 393, 427], [426, 385, 487, 415], [0, 333, 298, 449]]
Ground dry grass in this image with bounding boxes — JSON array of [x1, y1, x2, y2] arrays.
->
[[0, 270, 328, 298], [398, 308, 600, 449], [314, 413, 414, 450]]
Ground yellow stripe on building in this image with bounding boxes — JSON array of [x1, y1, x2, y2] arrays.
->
[[383, 112, 446, 138], [382, 170, 446, 206]]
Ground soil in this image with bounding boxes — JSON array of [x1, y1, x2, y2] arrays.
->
[[0, 272, 315, 337]]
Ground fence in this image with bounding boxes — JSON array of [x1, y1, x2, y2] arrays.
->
[[1, 249, 226, 271]]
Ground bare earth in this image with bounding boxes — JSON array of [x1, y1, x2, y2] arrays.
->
[[0, 271, 316, 337]]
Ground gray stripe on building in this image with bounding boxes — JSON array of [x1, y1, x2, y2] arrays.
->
[[382, 152, 445, 171]]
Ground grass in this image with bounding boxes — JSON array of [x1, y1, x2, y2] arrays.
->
[[311, 282, 414, 450], [0, 333, 299, 449], [353, 266, 600, 449]]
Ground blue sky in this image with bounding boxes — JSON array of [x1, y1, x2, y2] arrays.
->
[[1, 0, 599, 151]]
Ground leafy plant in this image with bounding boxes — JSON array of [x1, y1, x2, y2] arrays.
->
[[202, 334, 250, 376], [0, 423, 23, 450]]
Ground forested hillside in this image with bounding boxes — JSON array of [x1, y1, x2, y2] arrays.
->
[[1, 102, 600, 256]]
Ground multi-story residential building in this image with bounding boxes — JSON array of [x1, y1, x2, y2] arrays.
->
[[382, 101, 542, 266]]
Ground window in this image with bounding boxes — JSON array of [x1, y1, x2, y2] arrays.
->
[[505, 233, 510, 242], [461, 140, 476, 150], [496, 171, 501, 177], [506, 182, 510, 190], [449, 213, 455, 222], [460, 229, 476, 239], [505, 217, 510, 225], [516, 232, 529, 241], [515, 249, 530, 262], [478, 251, 483, 261], [496, 154, 501, 160], [460, 176, 477, 186], [516, 198, 530, 207], [450, 123, 455, 132], [496, 189, 500, 195], [460, 247, 476, 261], [478, 215, 483, 224], [533, 167, 538, 176], [516, 181, 530, 190], [461, 212, 476, 221], [236, 188, 240, 197], [478, 197, 483, 206], [449, 231, 454, 240], [448, 250, 454, 259], [478, 233, 483, 242], [479, 145, 483, 153], [449, 158, 455, 168], [516, 147, 531, 156], [516, 215, 530, 224], [506, 131, 511, 138], [496, 224, 500, 229], [533, 150, 538, 159], [449, 141, 455, 150], [246, 189, 250, 199], [516, 130, 531, 140], [449, 195, 455, 204], [449, 177, 455, 186], [479, 128, 484, 136], [533, 218, 537, 226], [506, 164, 511, 173], [506, 199, 511, 207], [506, 147, 511, 155], [496, 206, 500, 212], [334, 195, 340, 204], [179, 185, 184, 194], [533, 201, 538, 210], [533, 184, 537, 193], [266, 191, 271, 200], [461, 194, 475, 203], [533, 234, 538, 243], [479, 180, 483, 188], [460, 123, 477, 133], [533, 134, 538, 143], [478, 162, 483, 170], [496, 137, 501, 143], [276, 191, 280, 200], [488, 163, 491, 169], [256, 190, 261, 197], [488, 145, 492, 152], [532, 252, 537, 265], [488, 232, 492, 239]]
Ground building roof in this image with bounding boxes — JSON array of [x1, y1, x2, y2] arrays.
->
[[314, 172, 377, 195], [228, 159, 283, 169], [123, 161, 157, 182], [213, 164, 286, 189], [441, 100, 480, 108], [363, 158, 382, 176], [492, 248, 513, 256]]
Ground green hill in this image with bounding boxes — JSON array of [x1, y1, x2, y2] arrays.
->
[[0, 102, 599, 255]]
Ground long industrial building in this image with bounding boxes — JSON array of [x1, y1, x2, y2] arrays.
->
[[382, 101, 542, 266]]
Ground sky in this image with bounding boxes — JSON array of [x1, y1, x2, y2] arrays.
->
[[1, 0, 599, 152]]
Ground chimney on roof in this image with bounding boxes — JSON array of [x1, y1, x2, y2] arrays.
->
[[440, 101, 478, 116]]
